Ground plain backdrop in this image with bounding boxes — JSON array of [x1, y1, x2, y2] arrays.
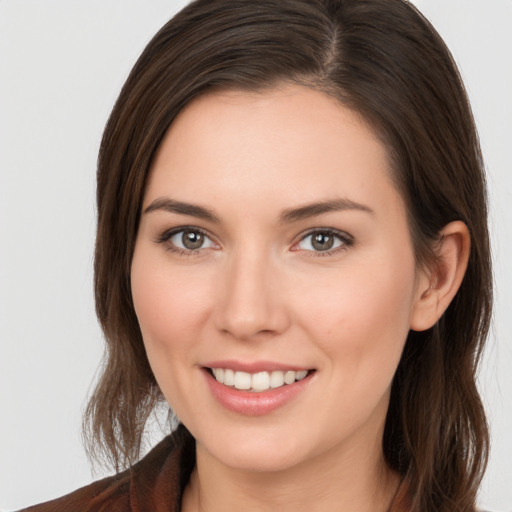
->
[[0, 1, 511, 511]]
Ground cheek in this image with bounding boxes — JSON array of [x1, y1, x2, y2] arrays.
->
[[296, 253, 416, 377], [130, 246, 219, 417], [131, 254, 207, 344], [130, 246, 213, 368]]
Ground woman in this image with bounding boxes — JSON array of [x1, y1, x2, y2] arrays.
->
[[22, 0, 492, 510]]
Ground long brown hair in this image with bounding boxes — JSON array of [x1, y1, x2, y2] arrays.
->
[[84, 1, 492, 510]]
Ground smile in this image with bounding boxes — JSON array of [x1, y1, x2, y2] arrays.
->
[[210, 368, 309, 392]]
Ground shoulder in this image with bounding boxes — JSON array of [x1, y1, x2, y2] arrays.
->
[[19, 427, 195, 512], [18, 470, 131, 512]]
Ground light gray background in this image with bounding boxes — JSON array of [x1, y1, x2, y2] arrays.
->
[[0, 1, 510, 510]]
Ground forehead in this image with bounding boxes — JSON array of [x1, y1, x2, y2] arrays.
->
[[145, 84, 400, 217]]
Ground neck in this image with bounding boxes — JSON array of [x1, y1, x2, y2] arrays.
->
[[181, 430, 401, 512]]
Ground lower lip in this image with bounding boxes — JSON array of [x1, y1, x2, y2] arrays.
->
[[203, 369, 313, 416]]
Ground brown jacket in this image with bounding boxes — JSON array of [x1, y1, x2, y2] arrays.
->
[[20, 429, 410, 512], [19, 428, 195, 512]]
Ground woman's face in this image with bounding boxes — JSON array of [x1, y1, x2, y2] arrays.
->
[[131, 84, 428, 472]]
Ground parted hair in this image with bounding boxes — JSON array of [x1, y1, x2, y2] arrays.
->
[[84, 1, 492, 510]]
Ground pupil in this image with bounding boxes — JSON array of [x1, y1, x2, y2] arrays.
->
[[182, 231, 204, 249], [312, 233, 333, 251]]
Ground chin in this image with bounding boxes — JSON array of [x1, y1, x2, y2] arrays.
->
[[195, 425, 310, 473], [213, 446, 304, 474]]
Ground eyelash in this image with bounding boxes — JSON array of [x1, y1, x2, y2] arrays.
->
[[154, 226, 354, 257]]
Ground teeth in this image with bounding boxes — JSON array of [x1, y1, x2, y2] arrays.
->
[[269, 371, 284, 388], [224, 369, 235, 386], [284, 370, 296, 385], [211, 368, 309, 392], [252, 371, 270, 392], [212, 368, 224, 384], [234, 371, 252, 390]]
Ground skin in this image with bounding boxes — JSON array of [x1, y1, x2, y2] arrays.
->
[[131, 84, 470, 512]]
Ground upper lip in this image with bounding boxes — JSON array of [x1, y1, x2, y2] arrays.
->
[[202, 360, 312, 373]]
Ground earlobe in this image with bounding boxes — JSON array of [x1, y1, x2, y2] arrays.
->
[[410, 221, 470, 332]]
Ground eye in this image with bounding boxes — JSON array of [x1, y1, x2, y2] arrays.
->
[[295, 229, 352, 254], [171, 229, 214, 250], [156, 227, 217, 253]]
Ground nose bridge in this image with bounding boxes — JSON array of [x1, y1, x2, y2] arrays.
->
[[214, 246, 288, 339]]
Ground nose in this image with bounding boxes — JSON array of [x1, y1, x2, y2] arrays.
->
[[213, 251, 290, 341]]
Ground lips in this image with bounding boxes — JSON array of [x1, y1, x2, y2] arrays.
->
[[202, 362, 315, 416]]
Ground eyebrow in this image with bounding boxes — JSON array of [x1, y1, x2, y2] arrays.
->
[[143, 196, 374, 223], [279, 198, 374, 223], [144, 198, 220, 223]]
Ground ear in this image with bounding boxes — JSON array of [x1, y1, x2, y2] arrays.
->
[[410, 221, 470, 332]]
